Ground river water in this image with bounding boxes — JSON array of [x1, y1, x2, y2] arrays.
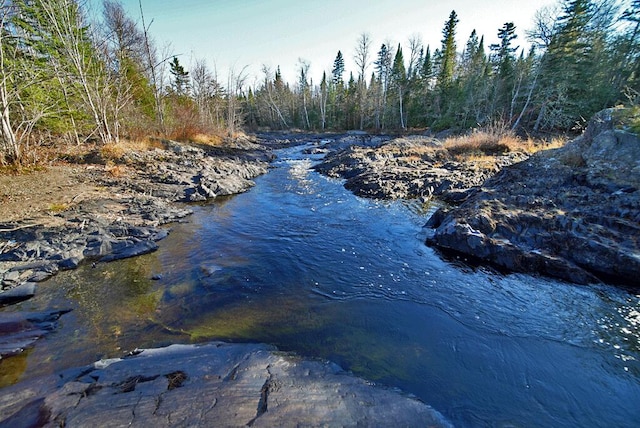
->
[[2, 144, 640, 427]]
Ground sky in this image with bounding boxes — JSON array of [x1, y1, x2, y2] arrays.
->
[[102, 0, 556, 85]]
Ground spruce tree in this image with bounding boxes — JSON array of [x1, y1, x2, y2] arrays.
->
[[437, 10, 459, 88], [169, 56, 190, 96], [332, 50, 345, 85]]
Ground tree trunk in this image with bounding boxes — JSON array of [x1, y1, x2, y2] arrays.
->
[[0, 11, 19, 163]]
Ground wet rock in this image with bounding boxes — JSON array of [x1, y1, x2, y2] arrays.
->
[[427, 108, 640, 286], [0, 342, 452, 427], [0, 139, 272, 305], [0, 309, 70, 357], [0, 282, 36, 305], [100, 239, 158, 263]]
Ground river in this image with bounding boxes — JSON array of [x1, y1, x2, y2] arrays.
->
[[2, 143, 639, 427]]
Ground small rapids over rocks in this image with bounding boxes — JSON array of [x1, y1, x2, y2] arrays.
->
[[1, 142, 639, 427]]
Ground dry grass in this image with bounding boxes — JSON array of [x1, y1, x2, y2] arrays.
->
[[105, 161, 127, 177], [442, 125, 566, 160], [191, 133, 224, 146], [99, 138, 165, 162], [48, 202, 69, 212], [444, 129, 530, 157]]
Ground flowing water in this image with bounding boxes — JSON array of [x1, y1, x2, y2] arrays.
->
[[2, 144, 640, 427]]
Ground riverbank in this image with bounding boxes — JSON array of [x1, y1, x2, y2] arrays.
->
[[1, 135, 275, 363], [1, 136, 271, 307], [313, 109, 640, 287]]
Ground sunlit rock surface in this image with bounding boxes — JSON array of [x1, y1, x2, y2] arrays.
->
[[427, 108, 640, 285], [0, 341, 451, 427]]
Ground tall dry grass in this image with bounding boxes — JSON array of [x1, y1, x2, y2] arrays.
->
[[443, 123, 566, 159]]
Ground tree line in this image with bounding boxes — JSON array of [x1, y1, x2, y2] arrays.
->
[[1, 0, 639, 165], [249, 0, 639, 134]]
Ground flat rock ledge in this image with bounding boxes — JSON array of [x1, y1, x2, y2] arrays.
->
[[427, 109, 640, 286], [314, 135, 528, 200], [0, 341, 451, 428]]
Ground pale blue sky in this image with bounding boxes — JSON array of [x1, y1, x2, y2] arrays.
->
[[103, 0, 555, 84]]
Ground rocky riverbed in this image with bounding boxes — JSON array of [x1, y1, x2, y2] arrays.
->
[[1, 137, 271, 307], [0, 133, 455, 426], [313, 109, 639, 287], [314, 135, 529, 201], [0, 136, 271, 369]]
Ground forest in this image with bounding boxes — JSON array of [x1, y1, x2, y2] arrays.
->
[[0, 0, 639, 165]]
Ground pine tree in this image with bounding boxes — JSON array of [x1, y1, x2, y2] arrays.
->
[[536, 0, 597, 129], [490, 22, 519, 120], [374, 44, 393, 129], [420, 45, 432, 82], [491, 22, 518, 78]]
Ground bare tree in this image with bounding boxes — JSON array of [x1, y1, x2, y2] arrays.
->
[[261, 65, 288, 129], [40, 0, 115, 143], [138, 0, 164, 130], [354, 33, 371, 129], [226, 65, 248, 135], [297, 58, 311, 129], [102, 0, 148, 141], [0, 1, 18, 163], [191, 57, 224, 130], [407, 34, 423, 78], [318, 71, 328, 130]]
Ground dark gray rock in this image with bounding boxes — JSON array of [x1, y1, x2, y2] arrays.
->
[[0, 342, 452, 427], [0, 139, 272, 306], [100, 239, 158, 263], [0, 309, 70, 357], [0, 282, 36, 305], [427, 109, 640, 286], [314, 137, 528, 200]]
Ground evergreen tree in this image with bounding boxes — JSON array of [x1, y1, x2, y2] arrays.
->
[[420, 45, 433, 82], [169, 56, 190, 96], [390, 44, 407, 128], [491, 22, 518, 78], [332, 50, 344, 85], [536, 0, 599, 129], [374, 43, 393, 129], [490, 22, 519, 119], [437, 10, 459, 88]]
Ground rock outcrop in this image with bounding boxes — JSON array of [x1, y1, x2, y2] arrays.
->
[[0, 140, 270, 302], [314, 136, 528, 200], [427, 109, 640, 285], [0, 341, 452, 427]]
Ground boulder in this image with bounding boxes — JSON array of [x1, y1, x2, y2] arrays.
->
[[427, 108, 640, 286]]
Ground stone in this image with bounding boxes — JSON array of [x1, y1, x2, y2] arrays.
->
[[100, 240, 158, 263], [0, 342, 452, 427], [0, 282, 36, 305], [314, 137, 528, 200], [0, 309, 71, 357], [427, 108, 640, 286]]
